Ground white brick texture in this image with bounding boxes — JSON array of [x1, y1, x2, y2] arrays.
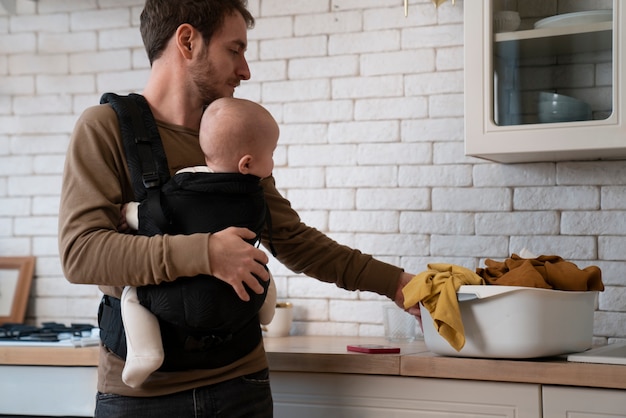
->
[[1, 0, 624, 343]]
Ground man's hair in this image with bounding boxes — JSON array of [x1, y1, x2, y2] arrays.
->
[[140, 0, 255, 65]]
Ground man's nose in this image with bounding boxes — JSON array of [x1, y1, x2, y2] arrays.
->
[[238, 56, 251, 81]]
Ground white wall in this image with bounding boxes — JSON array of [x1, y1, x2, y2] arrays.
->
[[0, 0, 624, 343]]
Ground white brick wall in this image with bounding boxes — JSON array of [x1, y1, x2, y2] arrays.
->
[[1, 0, 624, 344]]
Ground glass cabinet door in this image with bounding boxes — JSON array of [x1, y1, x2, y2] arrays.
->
[[465, 0, 626, 163]]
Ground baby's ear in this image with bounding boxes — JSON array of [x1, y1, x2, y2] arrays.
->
[[238, 155, 253, 174]]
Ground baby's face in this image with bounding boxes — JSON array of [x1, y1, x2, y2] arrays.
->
[[249, 134, 278, 179]]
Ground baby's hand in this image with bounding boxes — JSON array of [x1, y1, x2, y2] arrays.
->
[[117, 203, 132, 233]]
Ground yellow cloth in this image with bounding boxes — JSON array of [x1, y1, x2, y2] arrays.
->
[[403, 263, 484, 351]]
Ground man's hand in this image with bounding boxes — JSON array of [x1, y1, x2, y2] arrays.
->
[[394, 272, 421, 321], [208, 227, 270, 301]]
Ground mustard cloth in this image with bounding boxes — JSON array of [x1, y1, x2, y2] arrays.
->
[[403, 263, 484, 351], [476, 254, 604, 291]]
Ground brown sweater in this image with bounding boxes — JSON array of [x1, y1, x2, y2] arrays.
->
[[58, 104, 403, 397]]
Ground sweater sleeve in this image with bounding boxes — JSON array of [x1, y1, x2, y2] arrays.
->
[[260, 176, 403, 299], [58, 105, 212, 293]]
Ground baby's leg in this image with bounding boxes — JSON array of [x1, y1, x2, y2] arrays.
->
[[121, 286, 164, 388], [259, 272, 277, 325]]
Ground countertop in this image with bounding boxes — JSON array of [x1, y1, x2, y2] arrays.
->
[[0, 344, 99, 366], [1, 336, 624, 390]]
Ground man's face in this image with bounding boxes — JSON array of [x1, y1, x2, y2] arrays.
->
[[191, 11, 251, 105]]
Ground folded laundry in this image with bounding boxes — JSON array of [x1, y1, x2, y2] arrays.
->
[[403, 263, 484, 351], [476, 254, 604, 291]]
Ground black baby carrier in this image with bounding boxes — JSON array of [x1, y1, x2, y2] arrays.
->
[[97, 93, 273, 371]]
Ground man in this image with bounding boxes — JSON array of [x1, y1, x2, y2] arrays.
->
[[58, 1, 419, 417]]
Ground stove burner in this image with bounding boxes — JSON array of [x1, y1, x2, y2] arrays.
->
[[0, 322, 96, 342]]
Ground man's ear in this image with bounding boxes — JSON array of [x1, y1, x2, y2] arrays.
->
[[238, 155, 253, 174], [175, 23, 196, 59]]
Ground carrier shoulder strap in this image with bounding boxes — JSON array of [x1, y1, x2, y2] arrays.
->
[[100, 92, 170, 231]]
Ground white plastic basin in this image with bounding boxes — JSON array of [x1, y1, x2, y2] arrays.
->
[[421, 285, 597, 359]]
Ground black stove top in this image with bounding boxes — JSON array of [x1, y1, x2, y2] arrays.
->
[[0, 322, 96, 342]]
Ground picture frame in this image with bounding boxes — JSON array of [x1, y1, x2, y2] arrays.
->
[[0, 256, 35, 325]]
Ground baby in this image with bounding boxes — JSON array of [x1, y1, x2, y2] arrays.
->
[[120, 97, 279, 387]]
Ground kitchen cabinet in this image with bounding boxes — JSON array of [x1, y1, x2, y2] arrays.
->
[[0, 364, 97, 416], [464, 1, 626, 163], [271, 372, 541, 418], [543, 385, 626, 417], [0, 346, 98, 417]]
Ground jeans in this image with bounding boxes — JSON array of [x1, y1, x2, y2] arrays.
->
[[94, 369, 273, 418]]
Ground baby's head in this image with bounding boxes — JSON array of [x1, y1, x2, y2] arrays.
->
[[199, 98, 279, 178]]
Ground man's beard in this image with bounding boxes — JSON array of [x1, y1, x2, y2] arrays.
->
[[190, 56, 235, 106]]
